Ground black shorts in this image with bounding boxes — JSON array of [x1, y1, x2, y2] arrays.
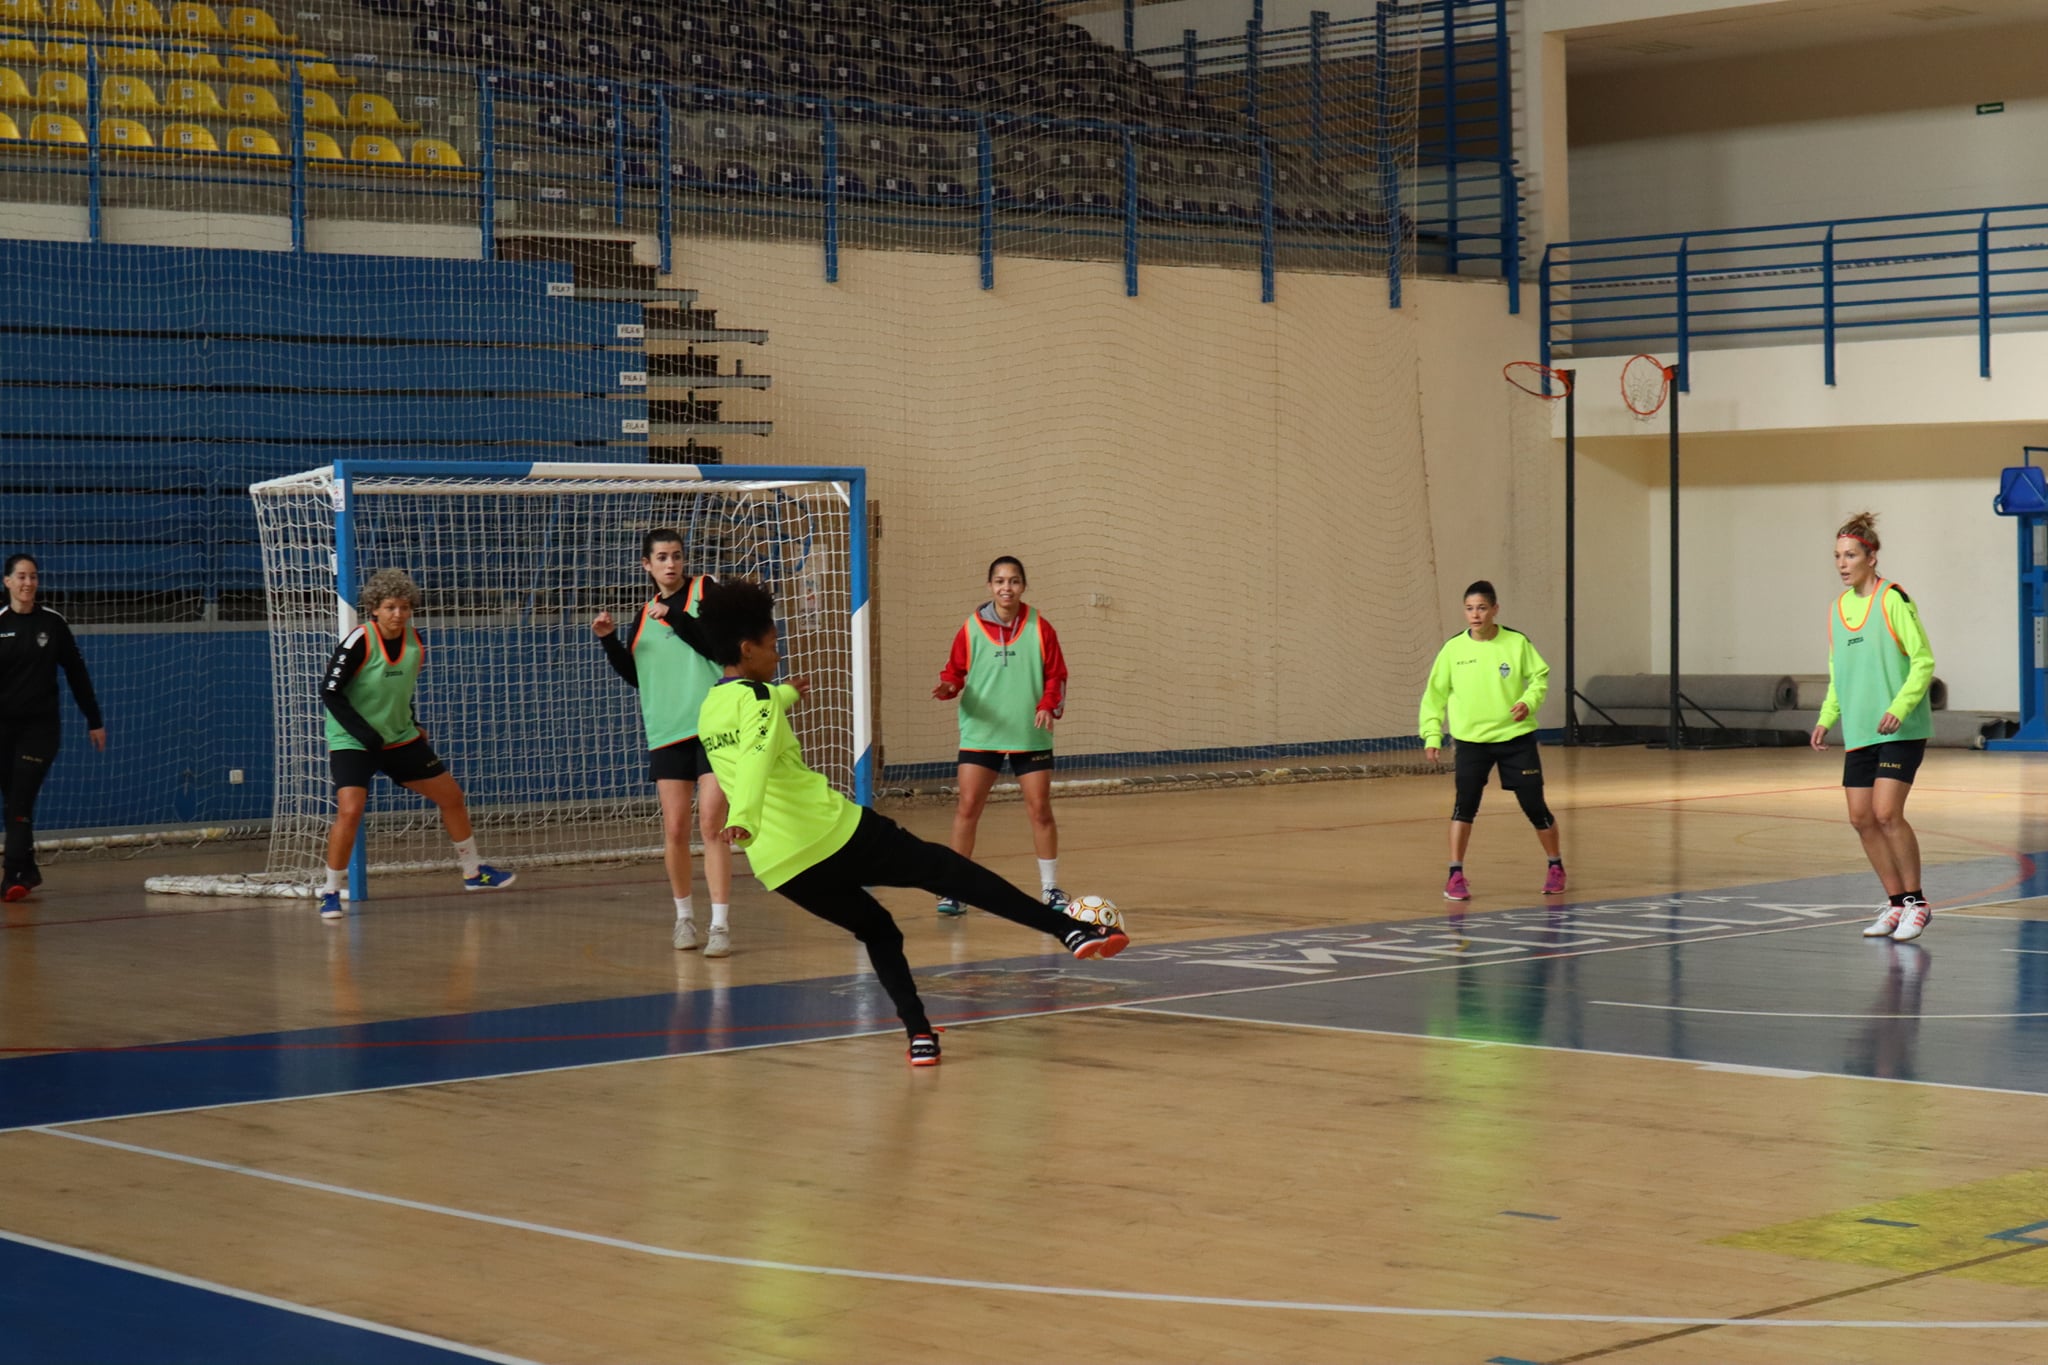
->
[[1843, 739, 1927, 788], [1454, 733, 1544, 791], [650, 737, 714, 784], [959, 749, 1056, 777], [330, 738, 446, 790]]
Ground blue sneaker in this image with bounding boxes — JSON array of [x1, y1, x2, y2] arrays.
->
[[936, 897, 965, 916], [318, 891, 344, 921], [464, 864, 517, 892]]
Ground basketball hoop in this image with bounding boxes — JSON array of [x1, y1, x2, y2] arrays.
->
[[1503, 360, 1572, 400], [1621, 354, 1673, 419]]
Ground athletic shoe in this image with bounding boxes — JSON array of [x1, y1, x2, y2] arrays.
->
[[1542, 864, 1567, 896], [703, 925, 731, 958], [1064, 922, 1128, 960], [1444, 870, 1471, 901], [1043, 886, 1070, 911], [318, 891, 344, 921], [936, 897, 965, 916], [907, 1033, 942, 1067], [673, 917, 701, 951], [1891, 898, 1932, 942], [463, 864, 517, 892], [1861, 904, 1904, 938], [1, 879, 27, 904]]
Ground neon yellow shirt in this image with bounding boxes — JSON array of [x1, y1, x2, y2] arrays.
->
[[698, 676, 861, 889], [1418, 627, 1549, 747]]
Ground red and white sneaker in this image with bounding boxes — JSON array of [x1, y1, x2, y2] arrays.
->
[[1861, 904, 1903, 938], [1891, 898, 1931, 942], [1444, 869, 1471, 901], [907, 1033, 942, 1067], [1542, 863, 1567, 896]]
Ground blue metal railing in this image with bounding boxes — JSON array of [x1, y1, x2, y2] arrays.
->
[[1542, 203, 2048, 386]]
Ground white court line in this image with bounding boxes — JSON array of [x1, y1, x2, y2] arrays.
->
[[0, 1226, 545, 1365], [25, 1126, 2048, 1331], [1594, 1001, 2048, 1021], [1119, 1005, 2048, 1102]]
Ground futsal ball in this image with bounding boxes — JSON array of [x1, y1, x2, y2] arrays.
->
[[1069, 894, 1122, 929]]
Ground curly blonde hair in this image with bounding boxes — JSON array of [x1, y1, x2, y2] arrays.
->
[[358, 568, 422, 617]]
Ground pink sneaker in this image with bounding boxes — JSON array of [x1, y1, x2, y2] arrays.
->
[[1543, 863, 1567, 896], [1444, 870, 1470, 901]]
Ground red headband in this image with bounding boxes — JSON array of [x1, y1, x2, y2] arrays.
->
[[1839, 532, 1876, 553]]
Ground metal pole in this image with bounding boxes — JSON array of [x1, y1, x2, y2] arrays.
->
[[86, 44, 101, 244], [612, 86, 628, 227], [1563, 368, 1578, 745], [334, 468, 370, 903], [976, 113, 994, 290], [1822, 225, 1836, 386], [1243, 19, 1261, 133], [1309, 11, 1326, 162], [1979, 211, 1993, 379], [290, 63, 309, 252], [1123, 0, 1134, 54], [823, 102, 840, 283], [1503, 169, 1520, 313], [1675, 236, 1690, 392], [1122, 129, 1139, 297], [1376, 2, 1401, 309], [1182, 28, 1197, 99], [477, 74, 495, 260], [1493, 0, 1510, 290], [1441, 0, 1458, 275], [1258, 134, 1275, 303], [1539, 244, 1553, 369], [657, 91, 673, 276], [1667, 364, 1682, 751]]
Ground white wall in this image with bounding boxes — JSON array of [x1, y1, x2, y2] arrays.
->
[[1568, 21, 2048, 240]]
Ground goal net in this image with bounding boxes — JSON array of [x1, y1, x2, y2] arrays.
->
[[145, 460, 868, 898]]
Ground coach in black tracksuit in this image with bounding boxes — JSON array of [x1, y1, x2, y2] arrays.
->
[[0, 555, 106, 901]]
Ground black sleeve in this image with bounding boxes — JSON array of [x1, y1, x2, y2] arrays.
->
[[53, 618, 103, 730], [600, 605, 643, 688], [669, 578, 718, 661], [318, 632, 384, 751]]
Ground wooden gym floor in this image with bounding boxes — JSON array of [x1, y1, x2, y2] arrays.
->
[[7, 745, 2048, 1364]]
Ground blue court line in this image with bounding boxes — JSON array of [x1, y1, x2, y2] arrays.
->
[[1861, 1218, 1920, 1228], [0, 1231, 529, 1365], [1989, 1221, 2048, 1245], [2, 849, 2043, 1132], [1500, 1211, 1560, 1221]]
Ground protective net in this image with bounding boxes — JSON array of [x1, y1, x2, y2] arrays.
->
[[143, 463, 860, 896]]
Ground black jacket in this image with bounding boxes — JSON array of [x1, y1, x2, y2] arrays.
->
[[0, 603, 103, 728]]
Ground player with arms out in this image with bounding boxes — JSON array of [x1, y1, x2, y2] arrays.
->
[[696, 577, 1127, 1068], [1418, 580, 1564, 901], [1811, 512, 1938, 942], [0, 554, 107, 902], [317, 569, 514, 920], [931, 555, 1069, 915], [593, 529, 733, 956]]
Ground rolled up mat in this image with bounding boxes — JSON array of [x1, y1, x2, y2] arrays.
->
[[1583, 674, 1797, 713], [1792, 674, 1945, 712]]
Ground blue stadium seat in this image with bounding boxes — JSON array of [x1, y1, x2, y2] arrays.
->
[[999, 144, 1038, 176], [1074, 48, 1109, 76], [1032, 49, 1066, 79], [468, 26, 513, 60], [874, 170, 923, 199], [671, 12, 710, 39], [412, 22, 457, 55], [966, 73, 1002, 103], [731, 48, 774, 83], [770, 21, 803, 49], [856, 31, 894, 59], [741, 89, 780, 116], [713, 158, 758, 190], [617, 5, 661, 37], [951, 42, 986, 70], [1288, 204, 1334, 226], [767, 161, 810, 191], [1025, 183, 1063, 209], [988, 43, 1023, 73], [830, 166, 864, 196], [872, 64, 913, 96], [824, 58, 865, 90], [927, 173, 968, 201], [521, 0, 563, 23], [920, 69, 959, 101], [1009, 76, 1046, 106], [778, 54, 818, 85], [681, 49, 723, 81], [902, 33, 936, 64], [579, 36, 623, 68], [684, 84, 734, 112], [810, 27, 845, 56], [668, 155, 704, 182], [841, 0, 876, 22], [1067, 185, 1116, 212], [1140, 151, 1174, 182], [605, 153, 652, 181], [796, 0, 833, 18], [413, 0, 458, 19], [1183, 156, 1218, 184], [699, 116, 742, 152], [903, 131, 954, 166], [526, 29, 572, 63], [853, 128, 893, 161], [570, 1, 612, 31], [628, 39, 670, 72], [536, 105, 584, 141], [719, 18, 756, 45], [753, 119, 792, 154], [1053, 144, 1113, 180], [887, 4, 924, 27], [465, 0, 506, 17]]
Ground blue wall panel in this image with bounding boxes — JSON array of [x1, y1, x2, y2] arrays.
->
[[3, 392, 635, 442], [0, 338, 636, 394]]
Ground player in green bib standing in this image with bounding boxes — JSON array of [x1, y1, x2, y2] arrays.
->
[[695, 577, 1127, 1068], [931, 556, 1069, 916], [1810, 511, 1938, 942], [317, 569, 515, 921], [1418, 580, 1564, 901], [594, 529, 733, 955]]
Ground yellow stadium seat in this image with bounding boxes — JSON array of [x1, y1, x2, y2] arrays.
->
[[0, 32, 34, 64], [98, 115, 152, 148], [106, 0, 162, 27], [35, 68, 86, 105], [164, 45, 222, 74], [300, 126, 339, 160], [301, 84, 342, 125], [220, 122, 276, 155], [224, 44, 280, 79], [289, 48, 352, 86], [345, 91, 415, 132], [102, 40, 164, 70], [224, 5, 289, 43], [0, 66, 29, 104], [349, 131, 403, 166], [159, 117, 214, 151], [164, 1, 223, 36], [162, 75, 222, 114], [0, 108, 18, 139], [25, 110, 85, 146], [223, 81, 281, 120], [48, 0, 105, 25], [100, 73, 158, 110], [42, 30, 88, 63], [0, 0, 46, 23], [409, 136, 465, 170]]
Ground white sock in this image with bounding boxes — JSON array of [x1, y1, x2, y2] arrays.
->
[[710, 902, 730, 930], [322, 866, 343, 895], [675, 895, 694, 923], [1038, 858, 1059, 891], [453, 836, 481, 879]]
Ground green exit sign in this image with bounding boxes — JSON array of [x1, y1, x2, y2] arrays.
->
[[1978, 101, 2005, 115]]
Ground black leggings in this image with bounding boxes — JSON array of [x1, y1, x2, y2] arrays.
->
[[775, 809, 1083, 1037], [1, 717, 60, 878], [1455, 776, 1556, 831]]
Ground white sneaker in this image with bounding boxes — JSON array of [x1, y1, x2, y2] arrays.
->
[[1891, 899, 1932, 942], [673, 917, 701, 951], [1862, 904, 1903, 938], [703, 925, 731, 958]]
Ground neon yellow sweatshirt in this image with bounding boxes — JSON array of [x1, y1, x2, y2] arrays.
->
[[1418, 627, 1549, 748], [1817, 581, 1936, 751], [698, 675, 862, 889]]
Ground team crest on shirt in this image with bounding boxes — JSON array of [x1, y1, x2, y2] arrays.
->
[[35, 631, 48, 648], [1499, 662, 1510, 678]]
